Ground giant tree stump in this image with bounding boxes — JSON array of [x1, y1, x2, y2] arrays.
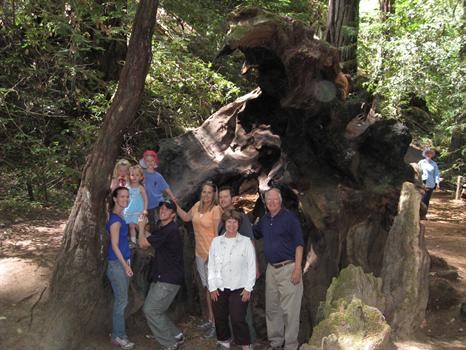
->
[[154, 7, 426, 341]]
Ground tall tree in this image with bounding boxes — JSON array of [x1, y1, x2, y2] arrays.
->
[[374, 0, 394, 84], [39, 1, 159, 349], [379, 0, 395, 18], [325, 0, 360, 74]]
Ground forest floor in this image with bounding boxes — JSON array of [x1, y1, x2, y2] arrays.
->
[[0, 191, 465, 350]]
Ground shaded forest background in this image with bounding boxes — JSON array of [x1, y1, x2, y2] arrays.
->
[[0, 0, 464, 209]]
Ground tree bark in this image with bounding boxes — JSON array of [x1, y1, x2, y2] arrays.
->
[[38, 1, 159, 349], [379, 0, 395, 20], [374, 0, 395, 85], [325, 0, 360, 74], [26, 181, 34, 201]]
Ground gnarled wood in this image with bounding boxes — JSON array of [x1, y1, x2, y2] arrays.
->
[[156, 8, 425, 341]]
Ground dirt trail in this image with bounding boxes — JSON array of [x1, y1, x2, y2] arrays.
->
[[395, 192, 466, 350], [0, 192, 465, 349]]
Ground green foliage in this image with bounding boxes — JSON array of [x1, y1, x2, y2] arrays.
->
[[124, 37, 241, 154], [358, 0, 465, 177], [0, 0, 324, 204], [158, 0, 253, 92], [359, 0, 464, 123], [148, 39, 241, 128], [240, 0, 326, 24], [0, 0, 125, 203]]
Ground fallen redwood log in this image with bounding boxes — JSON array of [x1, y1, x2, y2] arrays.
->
[[154, 7, 427, 342]]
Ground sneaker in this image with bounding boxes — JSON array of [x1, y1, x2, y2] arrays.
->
[[203, 326, 216, 339], [174, 332, 185, 345], [197, 320, 213, 330], [216, 339, 231, 349], [161, 345, 178, 350], [111, 337, 135, 350]]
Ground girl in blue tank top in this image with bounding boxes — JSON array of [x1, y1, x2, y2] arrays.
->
[[123, 165, 148, 247]]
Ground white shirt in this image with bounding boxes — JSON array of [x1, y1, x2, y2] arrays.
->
[[417, 158, 440, 189], [207, 233, 256, 292]]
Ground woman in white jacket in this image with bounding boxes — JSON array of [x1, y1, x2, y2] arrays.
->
[[208, 209, 256, 350]]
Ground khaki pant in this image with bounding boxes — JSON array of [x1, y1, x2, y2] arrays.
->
[[143, 282, 181, 347], [265, 263, 303, 350]]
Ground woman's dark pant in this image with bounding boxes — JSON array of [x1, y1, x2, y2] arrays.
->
[[212, 288, 250, 346], [421, 182, 436, 212]]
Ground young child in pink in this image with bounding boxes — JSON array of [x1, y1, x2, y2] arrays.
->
[[110, 159, 131, 191]]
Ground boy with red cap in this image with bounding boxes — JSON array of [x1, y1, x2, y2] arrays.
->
[[142, 150, 177, 230]]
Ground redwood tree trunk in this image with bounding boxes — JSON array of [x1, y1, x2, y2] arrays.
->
[[38, 1, 159, 349], [379, 0, 395, 19], [325, 0, 360, 74], [373, 0, 395, 103]]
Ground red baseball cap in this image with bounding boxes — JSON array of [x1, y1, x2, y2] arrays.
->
[[141, 149, 160, 168]]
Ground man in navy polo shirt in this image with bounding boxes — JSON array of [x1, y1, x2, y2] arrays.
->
[[139, 199, 184, 350], [253, 188, 304, 350]]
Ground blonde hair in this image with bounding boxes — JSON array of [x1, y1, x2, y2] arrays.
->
[[198, 181, 218, 213], [112, 159, 131, 179], [129, 165, 144, 184]]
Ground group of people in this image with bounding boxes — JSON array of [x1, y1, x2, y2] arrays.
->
[[106, 150, 305, 350]]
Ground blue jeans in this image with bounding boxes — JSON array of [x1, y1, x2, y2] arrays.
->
[[107, 260, 130, 339]]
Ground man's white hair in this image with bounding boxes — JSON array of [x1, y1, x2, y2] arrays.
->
[[265, 188, 283, 203]]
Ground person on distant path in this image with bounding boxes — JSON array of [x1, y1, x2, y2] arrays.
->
[[139, 199, 185, 350], [123, 165, 148, 247], [253, 188, 304, 350], [418, 148, 440, 218], [176, 180, 222, 338], [106, 187, 135, 350], [208, 209, 256, 350], [217, 186, 259, 345], [142, 150, 177, 231], [110, 159, 131, 191]]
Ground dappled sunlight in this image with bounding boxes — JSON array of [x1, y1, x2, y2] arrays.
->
[[0, 258, 50, 304], [396, 339, 466, 350], [424, 192, 466, 224], [424, 194, 466, 275], [420, 192, 466, 349]]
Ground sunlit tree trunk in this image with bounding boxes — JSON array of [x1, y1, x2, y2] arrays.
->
[[461, 0, 466, 58], [374, 0, 395, 104], [39, 1, 159, 349], [325, 0, 360, 74], [379, 0, 395, 19]]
